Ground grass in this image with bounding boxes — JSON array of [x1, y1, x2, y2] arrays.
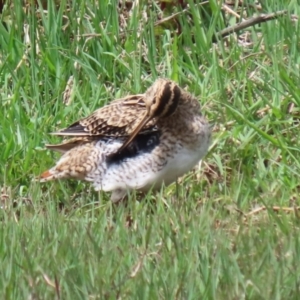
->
[[1, 0, 300, 298]]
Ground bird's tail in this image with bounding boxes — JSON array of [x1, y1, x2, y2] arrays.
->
[[38, 140, 100, 182]]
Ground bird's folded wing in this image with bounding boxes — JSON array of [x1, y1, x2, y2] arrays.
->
[[51, 94, 157, 137]]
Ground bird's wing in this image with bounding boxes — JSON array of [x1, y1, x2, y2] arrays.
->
[[45, 137, 97, 153], [51, 94, 157, 137]]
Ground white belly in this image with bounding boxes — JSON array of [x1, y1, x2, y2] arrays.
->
[[141, 145, 206, 190], [100, 135, 209, 193]]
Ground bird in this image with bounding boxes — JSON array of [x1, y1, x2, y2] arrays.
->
[[39, 78, 211, 202]]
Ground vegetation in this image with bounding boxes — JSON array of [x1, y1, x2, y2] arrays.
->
[[1, 0, 300, 298]]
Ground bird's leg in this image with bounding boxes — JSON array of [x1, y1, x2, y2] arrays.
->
[[110, 189, 127, 203]]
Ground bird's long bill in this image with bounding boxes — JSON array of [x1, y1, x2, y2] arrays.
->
[[117, 114, 152, 153]]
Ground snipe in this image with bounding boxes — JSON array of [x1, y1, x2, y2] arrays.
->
[[39, 78, 211, 202]]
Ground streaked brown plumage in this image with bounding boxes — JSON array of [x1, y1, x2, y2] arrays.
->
[[39, 78, 211, 202], [51, 94, 153, 137]]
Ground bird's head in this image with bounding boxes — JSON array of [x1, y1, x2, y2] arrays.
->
[[144, 78, 181, 119]]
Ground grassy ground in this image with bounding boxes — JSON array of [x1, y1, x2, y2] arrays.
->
[[1, 0, 300, 299]]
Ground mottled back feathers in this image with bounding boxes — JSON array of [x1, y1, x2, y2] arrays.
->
[[52, 95, 157, 138]]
